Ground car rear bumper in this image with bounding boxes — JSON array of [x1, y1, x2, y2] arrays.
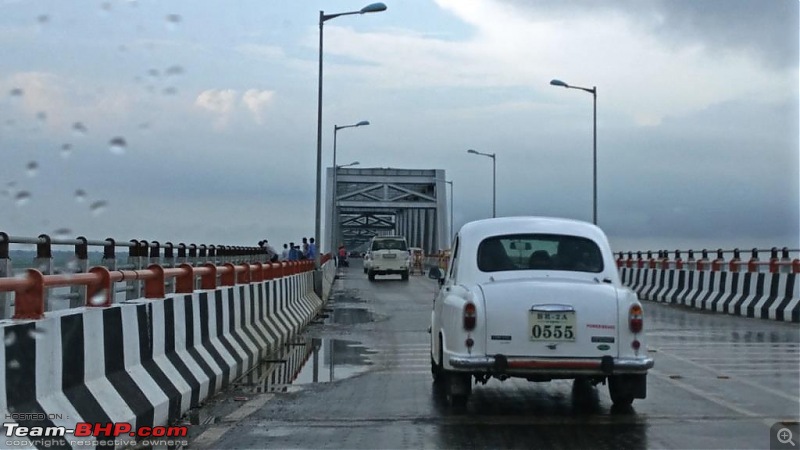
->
[[370, 267, 408, 274], [448, 354, 654, 375]]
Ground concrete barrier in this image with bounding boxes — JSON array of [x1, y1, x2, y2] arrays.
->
[[621, 267, 799, 323], [1, 263, 333, 449]]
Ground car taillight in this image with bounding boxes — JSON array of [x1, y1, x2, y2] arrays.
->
[[463, 302, 477, 331], [629, 304, 643, 333]]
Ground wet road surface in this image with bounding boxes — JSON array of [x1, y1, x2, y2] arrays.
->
[[185, 261, 800, 449]]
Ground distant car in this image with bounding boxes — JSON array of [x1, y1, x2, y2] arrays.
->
[[349, 251, 361, 258], [429, 217, 653, 407], [366, 235, 411, 281]]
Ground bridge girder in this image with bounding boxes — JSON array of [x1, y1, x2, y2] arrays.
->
[[325, 168, 449, 254]]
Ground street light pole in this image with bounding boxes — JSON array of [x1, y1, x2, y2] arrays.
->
[[445, 180, 454, 241], [467, 149, 497, 218], [314, 3, 386, 270], [332, 159, 360, 256], [331, 121, 368, 254], [550, 78, 597, 225]]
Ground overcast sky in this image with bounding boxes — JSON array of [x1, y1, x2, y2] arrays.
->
[[0, 0, 797, 255]]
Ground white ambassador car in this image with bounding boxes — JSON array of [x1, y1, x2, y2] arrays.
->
[[428, 217, 653, 407]]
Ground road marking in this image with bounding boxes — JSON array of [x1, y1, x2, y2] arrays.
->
[[191, 425, 230, 449], [651, 368, 760, 417], [653, 349, 800, 403], [223, 393, 274, 422], [190, 393, 275, 448]]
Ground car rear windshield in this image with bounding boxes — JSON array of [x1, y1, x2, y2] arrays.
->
[[372, 239, 408, 251], [477, 234, 604, 273]]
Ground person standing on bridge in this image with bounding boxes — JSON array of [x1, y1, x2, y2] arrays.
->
[[281, 243, 289, 261], [307, 237, 317, 261], [301, 237, 309, 259], [260, 240, 278, 263], [288, 242, 299, 261]]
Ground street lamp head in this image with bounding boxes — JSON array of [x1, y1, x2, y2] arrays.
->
[[550, 79, 569, 88], [356, 120, 370, 126], [350, 161, 360, 166], [467, 149, 478, 154], [360, 2, 387, 14]]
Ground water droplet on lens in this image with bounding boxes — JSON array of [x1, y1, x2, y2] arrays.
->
[[7, 360, 20, 370], [147, 69, 159, 79], [53, 228, 71, 238], [28, 328, 46, 339], [66, 258, 80, 273], [26, 161, 38, 177], [37, 15, 49, 24], [90, 290, 108, 306], [101, 2, 112, 12], [165, 14, 181, 30], [9, 88, 23, 97], [14, 191, 31, 206], [90, 200, 108, 215], [138, 122, 150, 131], [74, 189, 86, 202], [4, 332, 16, 346], [72, 122, 87, 136], [36, 111, 47, 122], [165, 65, 184, 77], [163, 87, 177, 95], [60, 143, 72, 159], [108, 137, 126, 154]]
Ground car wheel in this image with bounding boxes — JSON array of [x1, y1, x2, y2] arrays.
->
[[431, 338, 443, 383], [401, 270, 409, 281], [446, 373, 471, 408], [368, 271, 375, 281], [608, 376, 634, 406]]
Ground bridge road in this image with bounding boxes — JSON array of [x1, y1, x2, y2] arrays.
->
[[189, 259, 800, 450]]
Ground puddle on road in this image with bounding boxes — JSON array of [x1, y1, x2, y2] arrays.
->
[[235, 334, 375, 394], [329, 307, 377, 325]]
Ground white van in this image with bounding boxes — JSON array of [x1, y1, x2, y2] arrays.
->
[[365, 235, 410, 281]]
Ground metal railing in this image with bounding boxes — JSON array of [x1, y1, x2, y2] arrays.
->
[[0, 232, 332, 319], [615, 247, 800, 273]]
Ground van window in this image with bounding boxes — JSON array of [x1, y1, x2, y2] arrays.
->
[[372, 238, 407, 251]]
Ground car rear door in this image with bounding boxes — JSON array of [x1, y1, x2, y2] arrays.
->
[[480, 278, 619, 358]]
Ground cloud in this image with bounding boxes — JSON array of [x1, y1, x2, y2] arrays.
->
[[312, 0, 795, 127], [194, 88, 275, 128], [493, 0, 798, 69], [241, 89, 275, 124]]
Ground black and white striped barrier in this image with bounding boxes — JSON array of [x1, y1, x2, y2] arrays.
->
[[0, 264, 332, 449], [621, 267, 799, 323]]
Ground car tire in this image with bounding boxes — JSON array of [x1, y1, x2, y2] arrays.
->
[[608, 376, 634, 406], [431, 338, 443, 383], [368, 271, 375, 281], [401, 270, 409, 281], [446, 373, 471, 408]]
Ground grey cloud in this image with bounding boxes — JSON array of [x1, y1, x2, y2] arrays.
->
[[498, 0, 799, 69]]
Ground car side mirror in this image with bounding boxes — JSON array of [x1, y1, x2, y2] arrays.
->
[[428, 267, 443, 280]]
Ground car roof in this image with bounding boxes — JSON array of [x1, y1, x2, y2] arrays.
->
[[453, 216, 620, 285], [458, 216, 605, 242]]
